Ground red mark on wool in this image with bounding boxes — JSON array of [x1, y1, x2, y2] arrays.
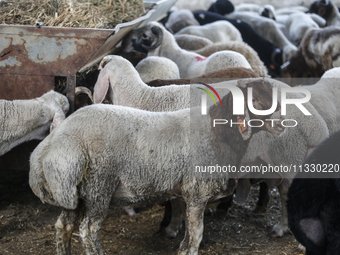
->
[[195, 56, 207, 61]]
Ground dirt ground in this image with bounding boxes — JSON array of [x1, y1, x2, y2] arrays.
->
[[0, 168, 303, 255]]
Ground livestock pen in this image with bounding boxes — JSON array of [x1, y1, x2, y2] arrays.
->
[[0, 0, 338, 254]]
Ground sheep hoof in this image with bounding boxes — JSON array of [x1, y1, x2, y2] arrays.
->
[[252, 205, 267, 214], [298, 244, 306, 251], [269, 224, 290, 237], [165, 227, 179, 239]]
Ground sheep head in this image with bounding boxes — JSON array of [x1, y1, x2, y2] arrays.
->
[[281, 51, 324, 84], [210, 79, 284, 143], [308, 0, 334, 23], [121, 23, 164, 55]]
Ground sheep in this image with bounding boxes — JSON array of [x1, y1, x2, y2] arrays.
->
[[281, 26, 340, 79], [303, 67, 340, 134], [175, 34, 213, 51], [259, 4, 276, 20], [192, 11, 283, 76], [234, 3, 261, 12], [29, 79, 284, 255], [284, 12, 322, 46], [287, 130, 340, 255], [135, 56, 180, 83], [206, 0, 234, 16], [309, 0, 340, 26], [275, 6, 309, 15], [172, 0, 215, 12], [224, 77, 330, 237], [0, 90, 69, 157], [174, 35, 268, 77], [175, 20, 243, 43], [121, 21, 252, 79], [146, 67, 259, 87], [165, 9, 200, 34], [243, 68, 340, 236], [225, 11, 298, 63], [93, 55, 190, 111], [194, 42, 269, 77]]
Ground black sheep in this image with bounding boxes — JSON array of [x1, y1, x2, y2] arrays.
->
[[193, 11, 283, 77], [287, 130, 340, 255]]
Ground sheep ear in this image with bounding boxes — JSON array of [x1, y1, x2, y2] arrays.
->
[[93, 72, 110, 104], [99, 56, 113, 70], [237, 109, 251, 140], [50, 111, 65, 132]]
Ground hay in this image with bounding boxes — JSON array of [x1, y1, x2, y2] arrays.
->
[[0, 0, 148, 28]]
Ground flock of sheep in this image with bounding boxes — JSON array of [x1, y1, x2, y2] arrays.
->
[[2, 0, 340, 254]]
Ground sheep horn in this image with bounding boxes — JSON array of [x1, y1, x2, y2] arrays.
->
[[75, 86, 94, 103], [141, 26, 163, 51]]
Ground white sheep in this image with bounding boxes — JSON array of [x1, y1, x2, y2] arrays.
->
[[235, 69, 340, 236], [234, 3, 261, 12], [283, 12, 324, 46], [226, 11, 298, 62], [0, 90, 69, 156], [175, 20, 243, 43], [165, 9, 200, 34], [259, 4, 276, 20], [122, 21, 252, 78], [194, 41, 269, 77], [172, 34, 268, 77], [135, 56, 180, 83], [305, 67, 340, 134], [93, 55, 190, 111], [175, 34, 213, 51], [238, 78, 329, 237], [173, 0, 215, 12], [275, 6, 309, 15], [29, 80, 283, 255]]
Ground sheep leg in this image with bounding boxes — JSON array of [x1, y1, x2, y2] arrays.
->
[[79, 193, 112, 254], [253, 181, 270, 214], [165, 198, 183, 238], [178, 200, 207, 255], [271, 178, 292, 237], [79, 213, 106, 255], [155, 200, 172, 235], [56, 206, 82, 255]]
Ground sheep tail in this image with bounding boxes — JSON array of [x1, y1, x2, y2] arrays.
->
[[29, 138, 87, 210]]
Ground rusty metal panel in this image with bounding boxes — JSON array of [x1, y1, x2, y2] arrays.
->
[[0, 25, 113, 77], [0, 74, 54, 100]]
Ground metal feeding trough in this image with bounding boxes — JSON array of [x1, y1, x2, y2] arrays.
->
[[0, 0, 176, 170], [0, 0, 176, 110]]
